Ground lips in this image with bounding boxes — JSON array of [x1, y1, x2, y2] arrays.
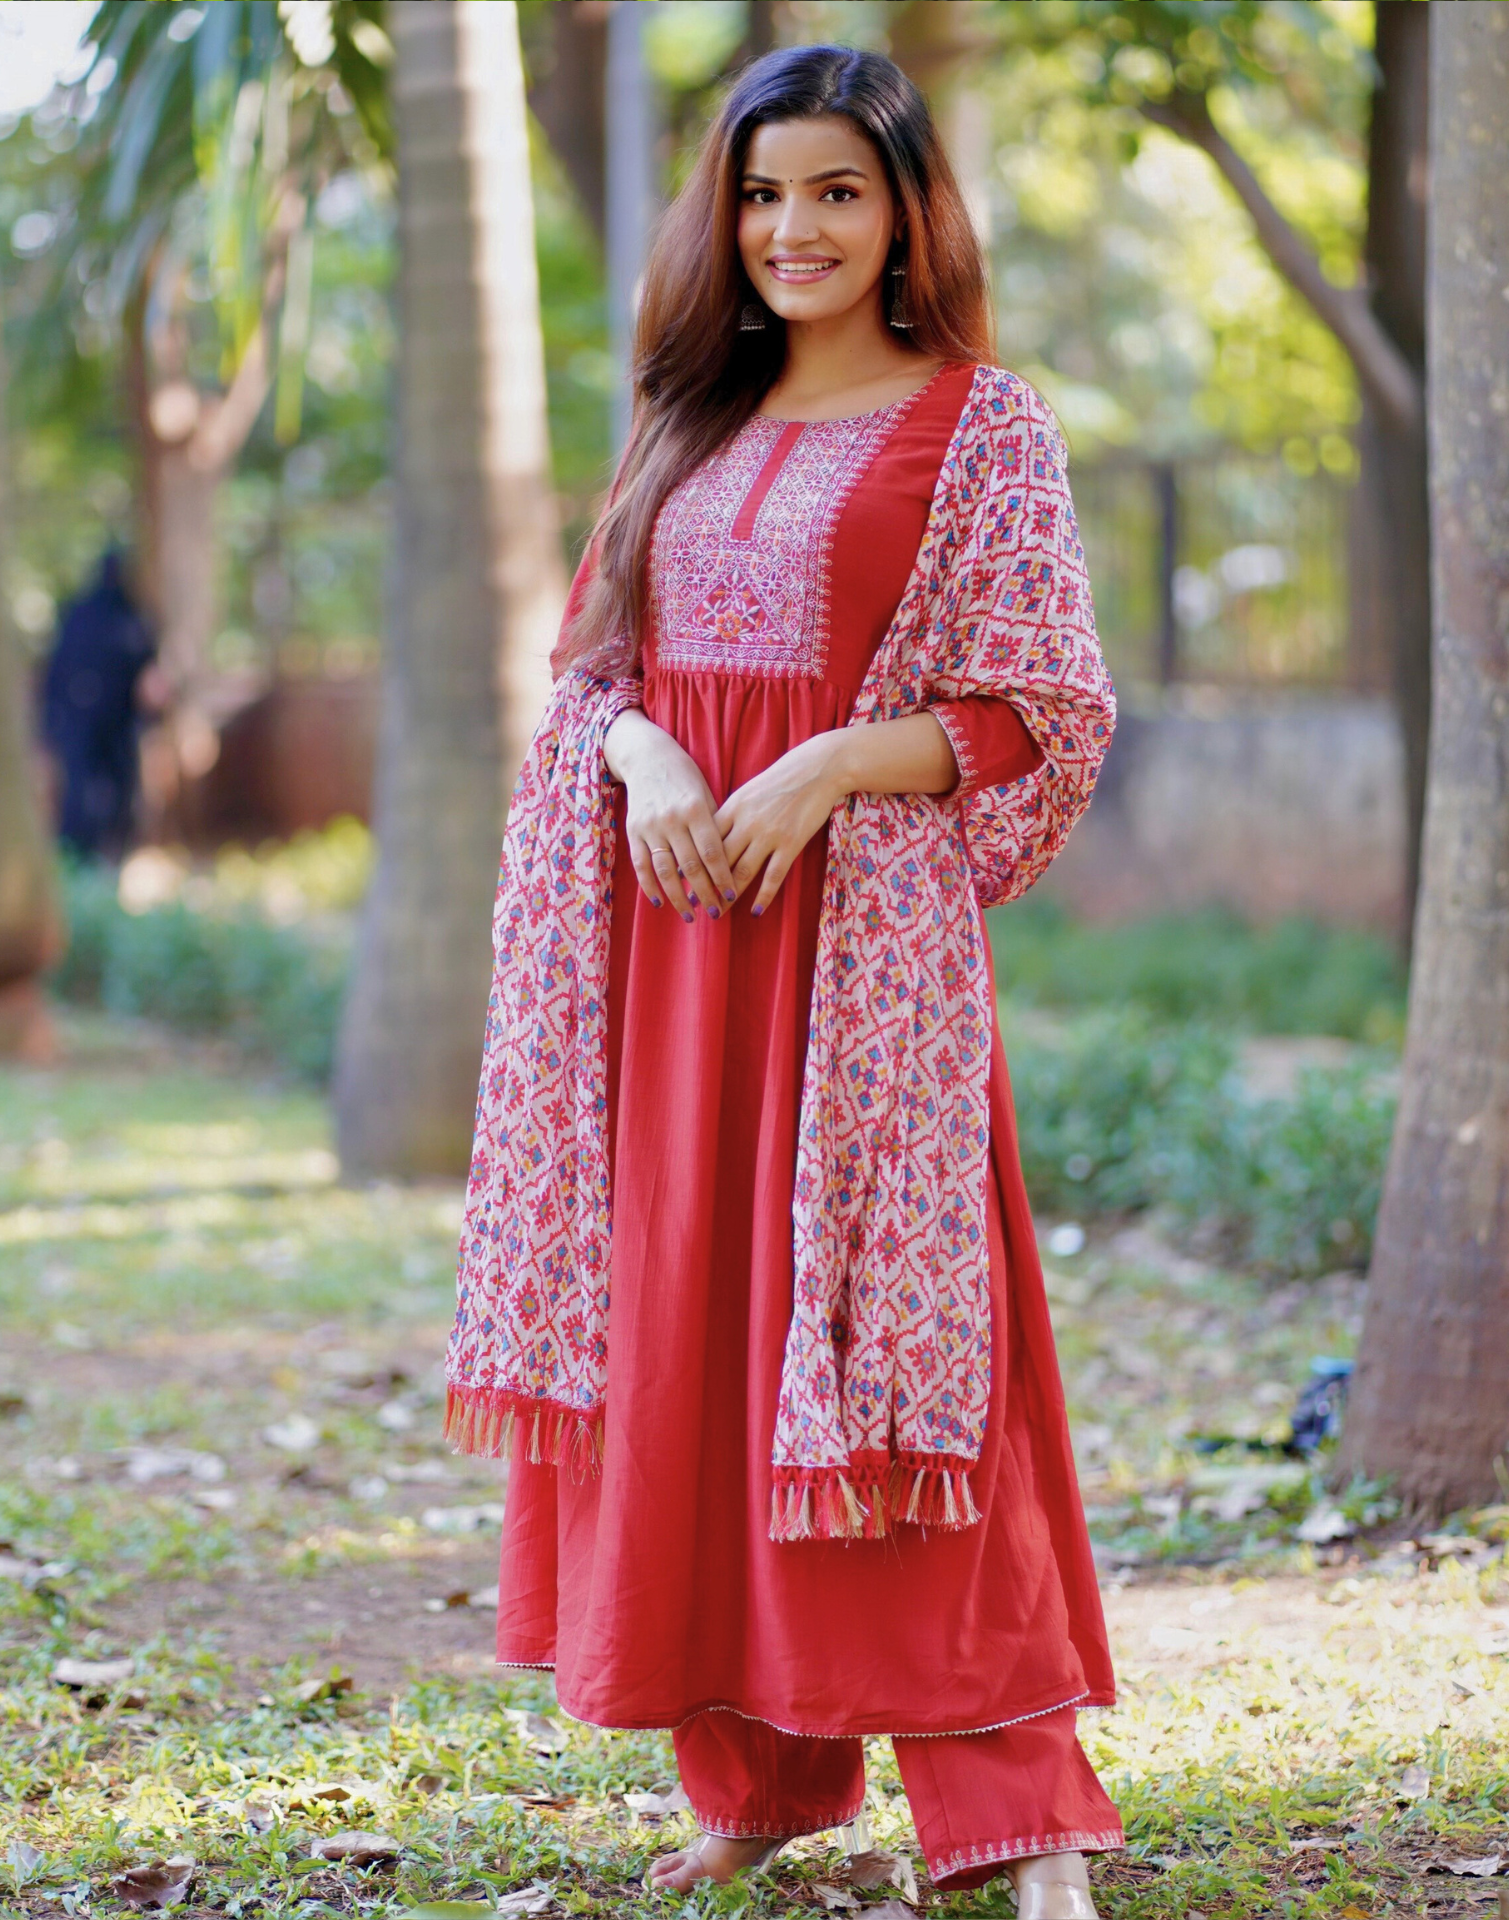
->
[[766, 258, 840, 282]]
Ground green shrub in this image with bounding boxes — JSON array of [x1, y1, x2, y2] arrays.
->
[[988, 897, 1405, 1043], [1004, 1004, 1397, 1277], [49, 862, 348, 1083]]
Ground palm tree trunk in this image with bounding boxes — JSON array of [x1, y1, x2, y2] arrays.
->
[[334, 0, 565, 1177], [1335, 3, 1509, 1520]]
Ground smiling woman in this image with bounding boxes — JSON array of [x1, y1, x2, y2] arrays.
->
[[444, 42, 1120, 1916]]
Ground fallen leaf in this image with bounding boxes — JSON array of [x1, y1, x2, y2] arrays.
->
[[411, 1773, 445, 1796], [311, 1830, 400, 1866], [1434, 1854, 1504, 1877], [0, 1389, 28, 1416], [242, 1801, 276, 1832], [6, 1840, 45, 1884], [288, 1672, 356, 1705], [510, 1790, 576, 1812], [1290, 1838, 1347, 1854], [1397, 1764, 1431, 1801], [504, 1707, 568, 1753], [263, 1413, 321, 1452], [468, 1584, 500, 1608], [814, 1886, 862, 1911], [623, 1786, 691, 1819], [1297, 1501, 1354, 1544], [421, 1503, 506, 1534], [111, 1860, 194, 1909], [862, 1903, 919, 1919], [846, 1850, 919, 1901], [495, 1886, 555, 1916], [53, 1655, 135, 1689]]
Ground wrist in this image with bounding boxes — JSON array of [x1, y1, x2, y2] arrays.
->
[[816, 728, 859, 804]]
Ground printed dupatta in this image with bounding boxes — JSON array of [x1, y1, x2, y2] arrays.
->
[[444, 366, 1115, 1540]]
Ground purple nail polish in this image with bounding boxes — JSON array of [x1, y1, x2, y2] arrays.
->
[[710, 906, 721, 920], [682, 912, 694, 925], [650, 897, 662, 908], [687, 890, 699, 906], [724, 889, 736, 903], [751, 903, 764, 918]]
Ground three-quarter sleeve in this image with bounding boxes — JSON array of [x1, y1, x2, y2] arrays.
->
[[931, 694, 1045, 799]]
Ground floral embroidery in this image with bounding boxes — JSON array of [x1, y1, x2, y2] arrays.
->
[[650, 385, 934, 679]]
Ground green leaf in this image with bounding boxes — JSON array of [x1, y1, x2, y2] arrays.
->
[[394, 1907, 500, 1918]]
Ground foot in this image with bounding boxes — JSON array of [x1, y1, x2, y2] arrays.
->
[[1009, 1850, 1098, 1919], [644, 1832, 780, 1892]]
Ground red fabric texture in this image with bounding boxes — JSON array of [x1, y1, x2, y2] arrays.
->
[[673, 1706, 1123, 1890], [495, 363, 1116, 1740]]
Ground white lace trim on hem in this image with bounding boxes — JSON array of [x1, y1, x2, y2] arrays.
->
[[933, 1825, 1126, 1881]]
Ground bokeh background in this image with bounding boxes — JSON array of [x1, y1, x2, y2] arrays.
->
[[3, 8, 1506, 1919]]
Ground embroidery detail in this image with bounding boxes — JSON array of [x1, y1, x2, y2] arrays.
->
[[931, 1828, 1127, 1883], [931, 703, 980, 797], [650, 389, 931, 679]]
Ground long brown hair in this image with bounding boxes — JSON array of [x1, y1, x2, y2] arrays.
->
[[559, 44, 995, 673]]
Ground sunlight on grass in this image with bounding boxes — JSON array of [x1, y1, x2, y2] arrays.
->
[[3, 1017, 1507, 1915]]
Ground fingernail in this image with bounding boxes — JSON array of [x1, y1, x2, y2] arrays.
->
[[724, 889, 736, 903], [687, 890, 699, 906], [682, 912, 694, 925], [751, 904, 764, 918], [710, 906, 720, 920], [650, 897, 662, 908]]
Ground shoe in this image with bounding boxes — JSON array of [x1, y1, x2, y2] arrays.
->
[[1014, 1885, 1098, 1919], [643, 1831, 788, 1891]]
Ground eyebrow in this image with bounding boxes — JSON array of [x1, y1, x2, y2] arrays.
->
[[741, 165, 870, 185]]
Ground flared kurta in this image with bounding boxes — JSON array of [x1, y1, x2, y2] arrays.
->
[[494, 362, 1116, 1737]]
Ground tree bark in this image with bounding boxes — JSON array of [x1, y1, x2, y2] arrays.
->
[[335, 0, 565, 1178], [1352, 3, 1431, 944], [1336, 3, 1509, 1521], [0, 285, 64, 1063]]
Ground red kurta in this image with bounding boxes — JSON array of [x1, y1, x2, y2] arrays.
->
[[496, 362, 1116, 1737]]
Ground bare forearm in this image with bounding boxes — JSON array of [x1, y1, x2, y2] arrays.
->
[[818, 712, 959, 804]]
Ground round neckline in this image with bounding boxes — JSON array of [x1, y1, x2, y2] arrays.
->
[[752, 360, 957, 427]]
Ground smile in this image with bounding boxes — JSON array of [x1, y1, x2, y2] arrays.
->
[[766, 258, 840, 281]]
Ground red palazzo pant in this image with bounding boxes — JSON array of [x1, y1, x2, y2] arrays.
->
[[674, 1706, 1122, 1892]]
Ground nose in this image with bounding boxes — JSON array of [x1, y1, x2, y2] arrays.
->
[[772, 193, 821, 249]]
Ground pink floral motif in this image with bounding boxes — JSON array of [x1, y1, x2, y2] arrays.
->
[[650, 383, 936, 678], [446, 366, 1116, 1542]]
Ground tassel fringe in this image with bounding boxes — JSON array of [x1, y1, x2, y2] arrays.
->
[[444, 1384, 603, 1480], [769, 1451, 983, 1542], [446, 1390, 980, 1541]]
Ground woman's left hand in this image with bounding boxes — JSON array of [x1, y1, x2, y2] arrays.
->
[[715, 734, 847, 915]]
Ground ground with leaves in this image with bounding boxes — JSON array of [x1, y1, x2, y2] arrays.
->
[[2, 1012, 1507, 1918]]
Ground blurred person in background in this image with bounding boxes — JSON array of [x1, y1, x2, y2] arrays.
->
[[446, 47, 1120, 1916], [41, 548, 166, 860]]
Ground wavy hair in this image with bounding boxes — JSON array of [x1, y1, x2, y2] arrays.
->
[[558, 43, 994, 672]]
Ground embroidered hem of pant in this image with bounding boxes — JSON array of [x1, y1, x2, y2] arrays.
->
[[687, 1800, 867, 1842], [931, 1825, 1127, 1887], [493, 1662, 1108, 1739]]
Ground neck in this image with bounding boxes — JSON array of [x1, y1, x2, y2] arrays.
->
[[776, 286, 921, 402]]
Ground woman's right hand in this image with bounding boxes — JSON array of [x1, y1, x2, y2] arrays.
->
[[603, 710, 738, 920]]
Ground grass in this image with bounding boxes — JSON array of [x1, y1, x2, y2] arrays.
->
[[2, 1011, 1506, 1916]]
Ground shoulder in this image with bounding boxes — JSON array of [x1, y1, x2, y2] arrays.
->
[[945, 366, 1072, 501], [960, 365, 1067, 449]]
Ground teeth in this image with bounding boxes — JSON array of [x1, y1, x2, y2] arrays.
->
[[772, 262, 835, 274]]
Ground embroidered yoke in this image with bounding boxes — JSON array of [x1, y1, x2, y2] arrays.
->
[[445, 363, 1115, 1544]]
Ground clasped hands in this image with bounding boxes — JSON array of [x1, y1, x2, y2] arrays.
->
[[602, 706, 958, 921]]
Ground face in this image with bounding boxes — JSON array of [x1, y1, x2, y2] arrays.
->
[[737, 115, 901, 327]]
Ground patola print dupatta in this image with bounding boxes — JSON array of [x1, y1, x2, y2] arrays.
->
[[444, 366, 1115, 1540]]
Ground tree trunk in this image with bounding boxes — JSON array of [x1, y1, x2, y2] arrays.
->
[[1336, 3, 1509, 1521], [0, 288, 64, 1063], [1353, 2, 1431, 944], [335, 0, 565, 1178]]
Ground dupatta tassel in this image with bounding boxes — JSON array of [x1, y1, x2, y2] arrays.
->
[[444, 1383, 604, 1480], [769, 1452, 982, 1542]]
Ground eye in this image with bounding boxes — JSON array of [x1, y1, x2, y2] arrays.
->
[[820, 185, 858, 203], [742, 187, 778, 205]]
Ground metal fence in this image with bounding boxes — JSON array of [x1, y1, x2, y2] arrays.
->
[[1072, 455, 1352, 692]]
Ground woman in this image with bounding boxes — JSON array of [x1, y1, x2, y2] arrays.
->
[[445, 44, 1122, 1918]]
